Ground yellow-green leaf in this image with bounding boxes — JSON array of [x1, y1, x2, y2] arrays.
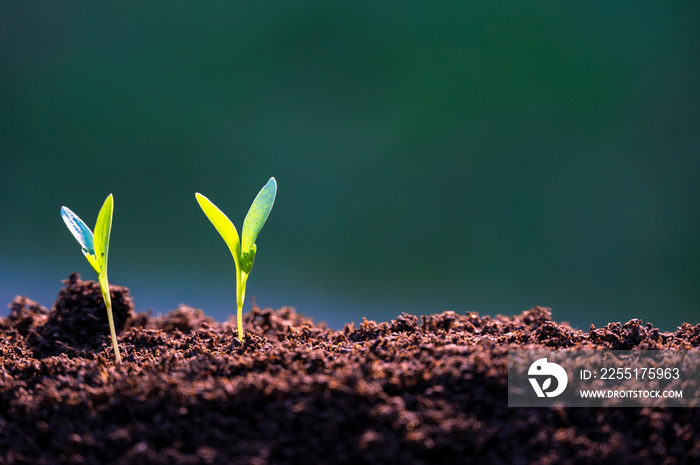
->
[[195, 192, 241, 266], [93, 194, 113, 273]]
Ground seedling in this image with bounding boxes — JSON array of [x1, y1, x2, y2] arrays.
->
[[196, 177, 277, 340], [60, 194, 121, 363]]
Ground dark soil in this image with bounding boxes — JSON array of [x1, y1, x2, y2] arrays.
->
[[1, 273, 699, 464]]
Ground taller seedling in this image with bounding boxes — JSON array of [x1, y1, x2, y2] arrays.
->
[[196, 177, 277, 340]]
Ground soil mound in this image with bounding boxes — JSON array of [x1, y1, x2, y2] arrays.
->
[[1, 276, 699, 464], [18, 273, 134, 359]]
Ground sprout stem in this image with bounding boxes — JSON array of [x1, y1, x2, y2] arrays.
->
[[98, 272, 122, 364], [236, 271, 249, 340]]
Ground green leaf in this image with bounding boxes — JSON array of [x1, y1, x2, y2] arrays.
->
[[241, 177, 277, 254], [93, 194, 113, 273], [61, 205, 100, 273], [195, 192, 241, 266]]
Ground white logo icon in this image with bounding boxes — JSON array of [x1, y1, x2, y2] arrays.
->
[[528, 358, 568, 397]]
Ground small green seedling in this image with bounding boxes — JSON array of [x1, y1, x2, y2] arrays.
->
[[196, 177, 277, 340], [60, 194, 121, 363]]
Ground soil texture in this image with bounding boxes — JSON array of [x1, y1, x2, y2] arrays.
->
[[1, 273, 699, 464]]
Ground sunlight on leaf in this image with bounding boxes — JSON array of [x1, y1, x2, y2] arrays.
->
[[60, 205, 100, 273], [195, 193, 241, 266], [60, 206, 95, 256], [94, 194, 113, 273]]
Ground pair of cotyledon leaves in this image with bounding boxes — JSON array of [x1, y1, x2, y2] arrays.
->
[[196, 177, 277, 274], [61, 194, 113, 277], [61, 177, 277, 278]]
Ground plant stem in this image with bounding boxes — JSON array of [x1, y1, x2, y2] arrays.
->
[[98, 272, 122, 364], [236, 270, 249, 340]]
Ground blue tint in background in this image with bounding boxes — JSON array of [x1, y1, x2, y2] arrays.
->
[[1, 2, 699, 330]]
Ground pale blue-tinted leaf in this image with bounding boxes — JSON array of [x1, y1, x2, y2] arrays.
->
[[241, 177, 277, 254], [61, 206, 95, 256]]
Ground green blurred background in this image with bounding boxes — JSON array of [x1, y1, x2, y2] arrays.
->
[[2, 2, 699, 331]]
